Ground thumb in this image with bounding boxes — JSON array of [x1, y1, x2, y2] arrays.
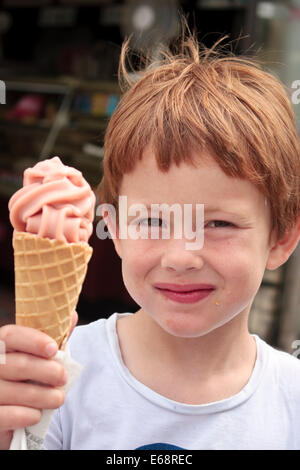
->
[[68, 311, 78, 339]]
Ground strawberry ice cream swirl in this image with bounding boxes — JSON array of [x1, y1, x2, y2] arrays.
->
[[8, 157, 96, 243]]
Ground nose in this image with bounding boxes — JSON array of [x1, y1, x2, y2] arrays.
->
[[160, 239, 204, 272]]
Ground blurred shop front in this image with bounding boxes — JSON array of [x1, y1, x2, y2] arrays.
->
[[0, 0, 257, 326], [0, 1, 299, 353], [254, 1, 300, 353]]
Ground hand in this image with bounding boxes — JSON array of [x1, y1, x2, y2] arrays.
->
[[0, 311, 78, 450]]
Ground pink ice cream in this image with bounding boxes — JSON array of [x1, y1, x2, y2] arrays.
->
[[8, 156, 96, 243]]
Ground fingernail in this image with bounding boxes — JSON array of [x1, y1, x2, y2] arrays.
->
[[45, 342, 58, 357]]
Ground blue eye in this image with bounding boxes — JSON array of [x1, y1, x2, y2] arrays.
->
[[207, 220, 234, 228], [138, 218, 163, 227]]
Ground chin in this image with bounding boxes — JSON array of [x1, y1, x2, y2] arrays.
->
[[155, 308, 239, 339], [157, 316, 218, 339]]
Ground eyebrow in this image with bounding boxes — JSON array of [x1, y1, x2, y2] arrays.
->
[[128, 203, 248, 213], [204, 207, 243, 215], [126, 203, 251, 220], [204, 206, 254, 221]]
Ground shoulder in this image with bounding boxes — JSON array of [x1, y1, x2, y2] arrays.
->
[[67, 312, 133, 367], [268, 342, 300, 373], [261, 338, 300, 396], [67, 317, 107, 368]]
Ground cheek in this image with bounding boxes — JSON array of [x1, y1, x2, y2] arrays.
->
[[120, 241, 155, 286], [212, 250, 264, 322], [212, 237, 267, 288], [120, 248, 156, 309]]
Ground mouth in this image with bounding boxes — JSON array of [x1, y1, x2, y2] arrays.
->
[[154, 283, 216, 304]]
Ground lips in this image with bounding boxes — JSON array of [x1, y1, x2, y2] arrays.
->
[[154, 283, 216, 304], [154, 283, 215, 292]]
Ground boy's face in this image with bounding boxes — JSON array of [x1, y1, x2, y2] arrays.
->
[[109, 147, 278, 338]]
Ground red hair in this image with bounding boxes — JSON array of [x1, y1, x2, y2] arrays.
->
[[97, 34, 300, 240]]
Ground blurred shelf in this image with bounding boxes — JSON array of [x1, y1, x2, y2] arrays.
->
[[5, 77, 119, 94], [6, 80, 69, 95], [0, 76, 119, 189], [0, 120, 52, 131]]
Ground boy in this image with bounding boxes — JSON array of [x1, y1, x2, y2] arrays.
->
[[1, 33, 300, 450]]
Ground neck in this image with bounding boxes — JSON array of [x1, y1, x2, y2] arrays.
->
[[134, 308, 256, 380]]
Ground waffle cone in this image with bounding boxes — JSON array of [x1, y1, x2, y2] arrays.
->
[[13, 231, 93, 349]]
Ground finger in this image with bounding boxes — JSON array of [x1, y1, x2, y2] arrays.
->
[[0, 353, 67, 387], [0, 380, 65, 410], [0, 430, 13, 450], [0, 406, 42, 432], [0, 324, 58, 358]]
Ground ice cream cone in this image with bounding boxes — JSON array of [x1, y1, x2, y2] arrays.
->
[[13, 231, 93, 349]]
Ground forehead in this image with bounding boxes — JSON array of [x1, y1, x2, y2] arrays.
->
[[120, 147, 266, 212]]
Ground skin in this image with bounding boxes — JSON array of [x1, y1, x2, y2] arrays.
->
[[0, 148, 299, 448], [0, 311, 77, 449], [105, 146, 300, 404]]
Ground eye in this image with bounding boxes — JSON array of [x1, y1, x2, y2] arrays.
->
[[138, 217, 164, 227], [206, 220, 235, 228]]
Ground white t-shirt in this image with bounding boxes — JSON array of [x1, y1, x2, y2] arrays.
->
[[43, 312, 300, 450]]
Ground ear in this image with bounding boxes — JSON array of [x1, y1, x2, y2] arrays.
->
[[266, 217, 300, 270], [101, 206, 123, 259]]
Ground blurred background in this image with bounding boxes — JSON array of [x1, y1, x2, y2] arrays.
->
[[0, 0, 299, 354]]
